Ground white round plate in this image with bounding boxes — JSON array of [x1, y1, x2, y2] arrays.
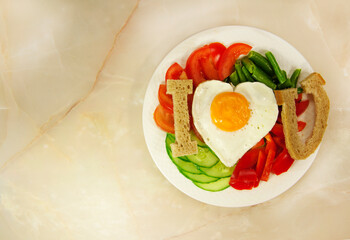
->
[[142, 26, 318, 207]]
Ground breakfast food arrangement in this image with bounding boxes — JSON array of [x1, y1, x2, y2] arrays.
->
[[143, 26, 330, 206]]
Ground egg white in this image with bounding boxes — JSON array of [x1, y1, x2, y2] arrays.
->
[[192, 80, 278, 167]]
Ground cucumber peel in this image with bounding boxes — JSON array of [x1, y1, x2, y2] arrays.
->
[[165, 133, 234, 191]]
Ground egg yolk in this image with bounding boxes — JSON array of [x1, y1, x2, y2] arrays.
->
[[210, 92, 251, 132]]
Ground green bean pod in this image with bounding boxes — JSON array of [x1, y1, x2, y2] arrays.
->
[[242, 66, 254, 82], [235, 61, 246, 83], [228, 71, 240, 86], [248, 51, 274, 76], [241, 58, 276, 89], [251, 66, 277, 90], [265, 51, 287, 84], [290, 69, 301, 88]]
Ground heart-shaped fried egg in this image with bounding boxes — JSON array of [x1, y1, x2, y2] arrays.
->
[[192, 80, 278, 167]]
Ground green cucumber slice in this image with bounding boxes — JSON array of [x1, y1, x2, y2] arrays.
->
[[165, 134, 201, 174], [170, 156, 202, 174], [186, 146, 219, 167], [199, 161, 234, 178], [179, 170, 219, 183], [193, 177, 231, 192], [165, 134, 188, 161]]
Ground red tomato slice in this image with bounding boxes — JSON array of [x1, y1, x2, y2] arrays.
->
[[185, 46, 210, 87], [217, 43, 252, 80], [158, 84, 173, 112], [209, 42, 226, 68], [153, 104, 174, 134], [165, 62, 184, 83], [296, 100, 309, 116], [199, 57, 219, 80]]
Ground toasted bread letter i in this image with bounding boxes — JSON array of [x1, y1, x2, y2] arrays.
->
[[166, 79, 198, 157]]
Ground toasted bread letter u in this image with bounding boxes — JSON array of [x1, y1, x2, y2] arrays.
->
[[274, 73, 330, 160]]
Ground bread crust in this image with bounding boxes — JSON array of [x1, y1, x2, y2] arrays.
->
[[274, 72, 330, 160]]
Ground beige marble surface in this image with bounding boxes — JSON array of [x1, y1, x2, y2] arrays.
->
[[0, 0, 349, 239]]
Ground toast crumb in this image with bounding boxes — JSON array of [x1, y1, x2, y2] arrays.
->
[[274, 72, 329, 160], [167, 79, 198, 157]]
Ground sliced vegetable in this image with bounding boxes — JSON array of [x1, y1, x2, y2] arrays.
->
[[271, 122, 284, 137], [260, 148, 276, 181], [158, 84, 173, 112], [272, 148, 294, 175], [261, 134, 277, 181], [194, 177, 231, 192], [165, 62, 184, 82], [252, 138, 265, 149], [154, 104, 174, 133], [264, 133, 277, 154], [229, 168, 258, 190], [185, 45, 210, 87], [200, 57, 219, 80], [217, 43, 252, 80], [209, 42, 226, 68], [256, 150, 266, 179], [232, 148, 261, 177], [273, 136, 285, 149], [199, 160, 234, 178], [186, 146, 219, 168], [180, 170, 219, 183]]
